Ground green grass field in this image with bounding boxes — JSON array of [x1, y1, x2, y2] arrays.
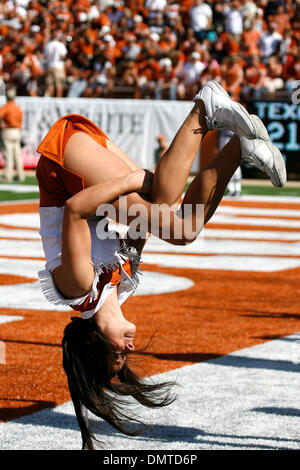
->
[[0, 175, 39, 202], [0, 175, 299, 202], [240, 185, 300, 197]]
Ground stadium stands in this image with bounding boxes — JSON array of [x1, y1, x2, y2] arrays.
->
[[0, 0, 299, 101]]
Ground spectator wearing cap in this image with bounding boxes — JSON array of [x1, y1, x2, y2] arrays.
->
[[154, 57, 178, 100], [177, 50, 206, 100], [0, 88, 24, 182], [43, 29, 67, 97], [132, 14, 148, 36], [101, 33, 118, 62]]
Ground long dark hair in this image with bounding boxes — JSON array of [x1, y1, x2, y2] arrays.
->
[[62, 316, 176, 450]]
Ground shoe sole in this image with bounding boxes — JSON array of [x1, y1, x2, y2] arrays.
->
[[196, 80, 269, 140], [265, 140, 287, 187], [247, 114, 269, 141], [249, 114, 286, 187]]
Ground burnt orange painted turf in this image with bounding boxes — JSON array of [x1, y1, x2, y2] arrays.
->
[[0, 202, 300, 422]]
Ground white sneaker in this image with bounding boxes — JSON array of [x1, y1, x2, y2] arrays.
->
[[194, 80, 269, 140], [240, 115, 287, 187]]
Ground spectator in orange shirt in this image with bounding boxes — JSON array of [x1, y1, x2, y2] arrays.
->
[[221, 55, 244, 100], [0, 88, 24, 182], [241, 54, 267, 99], [241, 22, 262, 57]]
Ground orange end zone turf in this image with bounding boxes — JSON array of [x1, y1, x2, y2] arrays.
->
[[0, 202, 300, 422]]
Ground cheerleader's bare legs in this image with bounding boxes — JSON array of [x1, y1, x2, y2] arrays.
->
[[61, 100, 240, 246], [55, 81, 286, 355]]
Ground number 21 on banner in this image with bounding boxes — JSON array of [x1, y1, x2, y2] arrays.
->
[[267, 121, 300, 151]]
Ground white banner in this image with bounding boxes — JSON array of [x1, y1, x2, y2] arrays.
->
[[0, 97, 199, 171]]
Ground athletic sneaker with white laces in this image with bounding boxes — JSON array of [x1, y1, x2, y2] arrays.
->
[[240, 115, 287, 188], [194, 80, 269, 140]]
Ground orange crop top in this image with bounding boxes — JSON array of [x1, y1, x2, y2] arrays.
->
[[36, 114, 109, 207]]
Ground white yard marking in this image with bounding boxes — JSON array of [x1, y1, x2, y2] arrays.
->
[[0, 213, 40, 228], [145, 237, 300, 256], [141, 253, 300, 272], [0, 228, 40, 239], [216, 206, 300, 217], [0, 315, 23, 324], [209, 214, 300, 228], [203, 228, 300, 241], [0, 257, 194, 311], [0, 185, 39, 193]]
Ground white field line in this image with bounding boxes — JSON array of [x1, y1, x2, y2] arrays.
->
[[216, 206, 300, 217], [209, 214, 300, 228], [203, 228, 300, 241], [141, 253, 300, 272], [224, 194, 300, 203], [0, 185, 39, 193]]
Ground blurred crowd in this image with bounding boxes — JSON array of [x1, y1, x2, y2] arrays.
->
[[0, 0, 300, 101]]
